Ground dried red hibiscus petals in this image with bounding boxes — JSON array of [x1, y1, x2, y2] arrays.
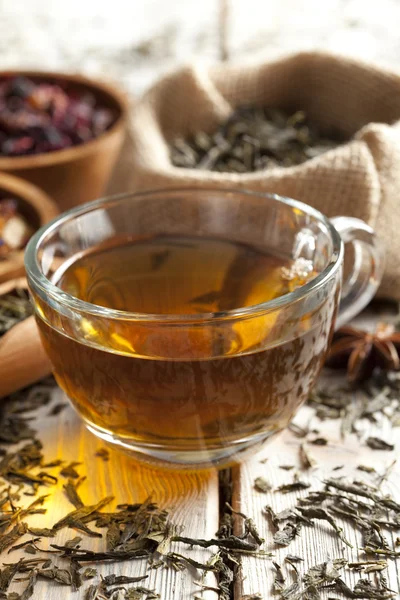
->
[[325, 323, 400, 383], [0, 76, 116, 157]]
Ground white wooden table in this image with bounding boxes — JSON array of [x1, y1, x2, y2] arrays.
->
[[3, 387, 220, 599], [1, 3, 400, 597], [1, 306, 400, 599]]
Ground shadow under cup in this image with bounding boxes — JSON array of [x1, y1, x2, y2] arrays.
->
[[25, 189, 342, 469]]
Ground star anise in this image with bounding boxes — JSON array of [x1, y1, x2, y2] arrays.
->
[[325, 323, 400, 383]]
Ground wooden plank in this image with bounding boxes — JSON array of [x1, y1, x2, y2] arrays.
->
[[232, 375, 400, 599], [233, 306, 400, 599], [2, 386, 220, 599]]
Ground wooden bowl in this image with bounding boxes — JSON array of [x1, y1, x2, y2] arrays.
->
[[0, 172, 58, 283], [0, 71, 128, 212]]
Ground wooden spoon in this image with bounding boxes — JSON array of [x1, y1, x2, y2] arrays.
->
[[0, 315, 52, 399]]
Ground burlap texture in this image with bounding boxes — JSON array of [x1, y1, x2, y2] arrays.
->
[[108, 52, 400, 299]]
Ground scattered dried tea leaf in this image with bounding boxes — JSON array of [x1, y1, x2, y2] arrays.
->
[[53, 496, 113, 531], [59, 462, 81, 479], [19, 569, 37, 600], [0, 440, 49, 486], [103, 574, 149, 586], [335, 577, 396, 599], [275, 481, 311, 494], [273, 561, 285, 592], [0, 523, 28, 553], [125, 587, 159, 600], [244, 518, 264, 546], [8, 538, 41, 554], [28, 527, 56, 537], [70, 559, 82, 591], [366, 437, 394, 451], [309, 438, 328, 446], [84, 583, 101, 600], [0, 290, 33, 336], [377, 459, 397, 488], [38, 567, 72, 585], [297, 507, 352, 547], [324, 477, 400, 511], [106, 520, 122, 551], [42, 459, 63, 468], [280, 582, 300, 598], [65, 536, 82, 549], [364, 546, 400, 558], [51, 544, 165, 563], [173, 534, 259, 552], [225, 504, 264, 546], [63, 477, 85, 509], [95, 448, 110, 462], [254, 477, 272, 493], [82, 567, 97, 579], [47, 403, 67, 417], [264, 505, 279, 531], [0, 560, 21, 592], [299, 444, 317, 470], [166, 552, 216, 572], [348, 560, 387, 573], [303, 558, 347, 587], [273, 523, 301, 547], [357, 465, 376, 473], [285, 555, 304, 563]]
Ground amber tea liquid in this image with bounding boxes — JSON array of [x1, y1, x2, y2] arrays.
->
[[36, 234, 337, 467]]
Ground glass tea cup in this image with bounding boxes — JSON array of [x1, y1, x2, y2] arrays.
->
[[25, 189, 384, 469]]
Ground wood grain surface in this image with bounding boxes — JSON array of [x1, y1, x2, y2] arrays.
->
[[1, 3, 400, 598], [232, 379, 400, 599], [3, 307, 400, 599], [5, 387, 219, 599]]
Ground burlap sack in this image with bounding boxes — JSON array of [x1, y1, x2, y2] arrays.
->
[[108, 51, 400, 300]]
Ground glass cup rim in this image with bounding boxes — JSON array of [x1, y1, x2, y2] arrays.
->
[[25, 187, 343, 323]]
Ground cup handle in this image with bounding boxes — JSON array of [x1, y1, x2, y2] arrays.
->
[[330, 216, 385, 329]]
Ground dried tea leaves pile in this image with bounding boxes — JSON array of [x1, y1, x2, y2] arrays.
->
[[0, 289, 32, 337], [0, 386, 269, 599], [257, 469, 400, 599], [308, 368, 400, 446], [170, 107, 344, 173], [277, 557, 397, 599], [2, 296, 400, 598]]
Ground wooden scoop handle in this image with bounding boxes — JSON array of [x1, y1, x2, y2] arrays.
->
[[0, 315, 52, 399]]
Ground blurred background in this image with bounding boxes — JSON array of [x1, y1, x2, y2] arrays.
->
[[1, 0, 398, 96], [0, 0, 399, 401]]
